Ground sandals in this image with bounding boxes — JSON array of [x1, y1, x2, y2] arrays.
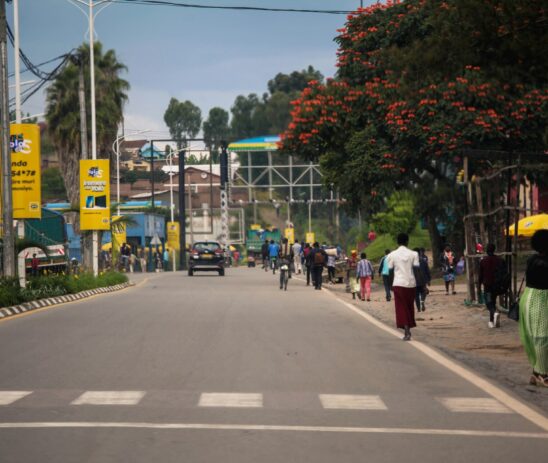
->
[[529, 374, 548, 387]]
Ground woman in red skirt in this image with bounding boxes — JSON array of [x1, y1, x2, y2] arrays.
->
[[387, 233, 420, 341]]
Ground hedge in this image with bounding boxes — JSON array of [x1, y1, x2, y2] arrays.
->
[[0, 271, 128, 308]]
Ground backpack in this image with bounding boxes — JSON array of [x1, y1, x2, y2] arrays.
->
[[492, 260, 510, 295], [314, 250, 325, 266]]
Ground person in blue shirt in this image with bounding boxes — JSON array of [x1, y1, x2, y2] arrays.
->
[[378, 249, 392, 301], [268, 240, 280, 272]]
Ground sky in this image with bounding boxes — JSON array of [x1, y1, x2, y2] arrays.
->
[[7, 0, 371, 139]]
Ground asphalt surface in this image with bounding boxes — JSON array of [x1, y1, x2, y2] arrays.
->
[[0, 268, 547, 462]]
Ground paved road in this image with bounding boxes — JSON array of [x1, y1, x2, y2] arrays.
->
[[0, 268, 547, 462]]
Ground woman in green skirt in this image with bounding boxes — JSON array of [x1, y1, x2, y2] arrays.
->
[[519, 229, 548, 387]]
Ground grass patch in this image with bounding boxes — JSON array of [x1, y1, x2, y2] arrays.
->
[[364, 225, 431, 263]]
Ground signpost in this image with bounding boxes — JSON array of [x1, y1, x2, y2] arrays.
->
[[167, 221, 180, 250], [80, 159, 110, 230], [306, 232, 315, 244], [10, 124, 41, 219]]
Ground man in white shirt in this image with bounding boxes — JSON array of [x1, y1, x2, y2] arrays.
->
[[387, 233, 420, 341], [292, 240, 302, 274]]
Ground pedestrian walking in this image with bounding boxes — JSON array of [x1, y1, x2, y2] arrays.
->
[[378, 249, 392, 301], [280, 238, 294, 279], [139, 248, 147, 272], [304, 243, 313, 286], [519, 230, 548, 387], [440, 245, 457, 295], [311, 242, 326, 290], [414, 248, 431, 312], [261, 239, 269, 270], [356, 252, 374, 302], [346, 250, 359, 298], [129, 252, 137, 273], [120, 243, 131, 272], [327, 250, 337, 284], [479, 243, 505, 328], [163, 248, 170, 271], [387, 233, 420, 341], [292, 239, 302, 274]]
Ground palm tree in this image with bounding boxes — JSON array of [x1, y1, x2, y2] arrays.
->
[[45, 42, 129, 207]]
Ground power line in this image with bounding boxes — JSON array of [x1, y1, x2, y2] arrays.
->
[[111, 0, 351, 14], [8, 53, 68, 78]]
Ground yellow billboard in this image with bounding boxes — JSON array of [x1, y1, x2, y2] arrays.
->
[[80, 159, 110, 230], [284, 227, 295, 244], [10, 124, 41, 218], [306, 232, 315, 244], [167, 221, 180, 250]]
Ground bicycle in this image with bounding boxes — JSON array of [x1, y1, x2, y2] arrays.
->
[[279, 259, 289, 290]]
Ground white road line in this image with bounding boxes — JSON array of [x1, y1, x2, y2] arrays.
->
[[319, 394, 387, 410], [439, 398, 513, 414], [198, 393, 263, 408], [0, 391, 32, 405], [0, 421, 546, 439], [319, 285, 548, 432], [71, 391, 145, 406]]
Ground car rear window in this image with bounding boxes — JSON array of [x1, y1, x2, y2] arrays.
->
[[194, 243, 221, 252]]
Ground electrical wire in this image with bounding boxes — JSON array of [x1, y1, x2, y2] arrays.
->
[[111, 0, 351, 14]]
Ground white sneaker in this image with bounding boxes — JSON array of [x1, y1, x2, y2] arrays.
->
[[488, 321, 495, 328], [494, 312, 500, 328]]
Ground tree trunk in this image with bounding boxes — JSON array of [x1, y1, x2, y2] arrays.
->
[[425, 209, 442, 269]]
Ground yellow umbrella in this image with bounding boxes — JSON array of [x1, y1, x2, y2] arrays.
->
[[507, 214, 548, 237], [101, 242, 112, 251]]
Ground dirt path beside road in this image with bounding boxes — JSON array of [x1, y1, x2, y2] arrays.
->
[[327, 280, 548, 413]]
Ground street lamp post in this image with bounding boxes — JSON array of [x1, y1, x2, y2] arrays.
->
[[68, 0, 111, 275]]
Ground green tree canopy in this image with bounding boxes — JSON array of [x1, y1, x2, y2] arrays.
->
[[203, 107, 230, 162], [281, 0, 547, 252], [41, 167, 67, 201], [163, 98, 202, 148]]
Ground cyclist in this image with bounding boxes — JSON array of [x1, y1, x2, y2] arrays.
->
[[268, 240, 280, 274], [279, 238, 294, 289]]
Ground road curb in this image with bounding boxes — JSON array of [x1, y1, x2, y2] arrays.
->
[[0, 282, 134, 321]]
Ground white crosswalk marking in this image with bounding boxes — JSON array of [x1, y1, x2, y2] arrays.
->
[[71, 391, 145, 406], [319, 394, 387, 410], [198, 393, 263, 408], [439, 397, 513, 414], [0, 391, 32, 405]]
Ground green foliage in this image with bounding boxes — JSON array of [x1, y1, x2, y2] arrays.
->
[[120, 169, 138, 185], [268, 66, 324, 94], [203, 107, 230, 162], [41, 167, 67, 200], [371, 191, 417, 239], [230, 66, 325, 140], [0, 272, 128, 308], [0, 278, 22, 307], [164, 98, 202, 148], [365, 225, 431, 263]]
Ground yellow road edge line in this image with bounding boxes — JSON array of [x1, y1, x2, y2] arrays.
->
[[0, 278, 149, 325], [304, 280, 548, 432], [0, 421, 546, 438]]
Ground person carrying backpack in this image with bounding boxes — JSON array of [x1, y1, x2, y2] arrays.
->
[[311, 242, 326, 290], [479, 243, 506, 328]]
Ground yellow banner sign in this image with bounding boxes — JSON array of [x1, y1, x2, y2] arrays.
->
[[284, 227, 295, 244], [10, 124, 41, 218], [306, 232, 315, 244], [111, 215, 126, 254], [167, 221, 180, 250], [80, 159, 110, 230]]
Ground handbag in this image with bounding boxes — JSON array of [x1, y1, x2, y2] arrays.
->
[[508, 278, 525, 322]]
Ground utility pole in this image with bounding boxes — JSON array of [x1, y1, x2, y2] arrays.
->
[[178, 148, 187, 270], [13, 0, 21, 123], [0, 0, 15, 276]]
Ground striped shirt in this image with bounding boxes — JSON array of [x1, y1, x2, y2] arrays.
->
[[356, 259, 373, 278]]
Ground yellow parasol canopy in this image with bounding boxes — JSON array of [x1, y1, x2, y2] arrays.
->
[[507, 214, 548, 237]]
